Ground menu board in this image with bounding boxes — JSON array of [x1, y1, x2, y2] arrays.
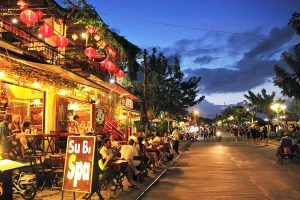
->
[[62, 136, 96, 193]]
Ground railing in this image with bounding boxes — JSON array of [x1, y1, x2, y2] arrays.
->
[[0, 17, 60, 64], [104, 115, 126, 139], [0, 17, 109, 78]]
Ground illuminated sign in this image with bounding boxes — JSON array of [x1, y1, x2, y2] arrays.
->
[[62, 136, 96, 193]]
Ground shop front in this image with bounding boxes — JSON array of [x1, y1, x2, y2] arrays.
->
[[0, 81, 45, 134]]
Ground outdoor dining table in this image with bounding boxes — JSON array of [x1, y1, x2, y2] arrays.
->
[[24, 133, 76, 154]]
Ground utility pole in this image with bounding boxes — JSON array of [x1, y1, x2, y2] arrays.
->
[[141, 49, 149, 132]]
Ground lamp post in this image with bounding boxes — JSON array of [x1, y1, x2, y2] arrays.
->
[[270, 103, 286, 134], [193, 110, 199, 126]]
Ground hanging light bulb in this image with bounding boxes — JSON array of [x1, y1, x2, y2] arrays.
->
[[94, 34, 101, 41], [81, 32, 87, 39], [11, 18, 18, 24], [17, 0, 26, 9], [72, 33, 78, 41]]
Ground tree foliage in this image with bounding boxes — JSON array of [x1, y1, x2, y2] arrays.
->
[[274, 12, 300, 101], [143, 48, 204, 120], [244, 88, 276, 116]]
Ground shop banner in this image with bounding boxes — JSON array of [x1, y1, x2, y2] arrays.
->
[[62, 136, 96, 193]]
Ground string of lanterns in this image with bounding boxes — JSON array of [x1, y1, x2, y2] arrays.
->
[[16, 1, 125, 78]]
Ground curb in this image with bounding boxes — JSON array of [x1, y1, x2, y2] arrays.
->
[[135, 141, 193, 200]]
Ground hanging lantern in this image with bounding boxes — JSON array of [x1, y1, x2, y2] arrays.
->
[[106, 61, 118, 73], [55, 36, 68, 48], [20, 9, 38, 26], [100, 59, 109, 70], [17, 0, 26, 9], [116, 69, 125, 78], [94, 34, 101, 41], [105, 45, 117, 60], [36, 10, 44, 20], [72, 33, 78, 41], [87, 27, 96, 34], [84, 47, 97, 58], [38, 23, 54, 38]]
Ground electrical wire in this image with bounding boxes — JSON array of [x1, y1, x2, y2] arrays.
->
[[100, 12, 265, 39]]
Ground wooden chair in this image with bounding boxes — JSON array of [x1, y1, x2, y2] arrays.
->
[[49, 155, 64, 190], [28, 154, 52, 190]]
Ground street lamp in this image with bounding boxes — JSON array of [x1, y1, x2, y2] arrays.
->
[[270, 103, 286, 133]]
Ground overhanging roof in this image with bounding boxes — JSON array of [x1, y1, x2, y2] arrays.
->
[[89, 75, 142, 102], [0, 53, 141, 102], [0, 54, 109, 92]]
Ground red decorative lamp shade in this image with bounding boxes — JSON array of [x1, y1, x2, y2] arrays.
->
[[55, 36, 68, 48], [100, 59, 109, 70], [84, 47, 97, 58], [116, 69, 125, 78], [20, 10, 38, 26], [36, 10, 44, 20], [105, 46, 117, 60], [87, 27, 96, 34], [106, 61, 118, 73], [39, 23, 54, 38]]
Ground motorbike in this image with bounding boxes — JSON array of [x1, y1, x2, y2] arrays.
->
[[215, 131, 222, 142], [12, 172, 37, 200]]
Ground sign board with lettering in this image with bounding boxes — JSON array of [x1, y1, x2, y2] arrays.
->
[[120, 98, 133, 110], [62, 136, 97, 193]]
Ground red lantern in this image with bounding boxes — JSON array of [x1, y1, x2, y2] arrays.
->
[[84, 47, 97, 58], [106, 61, 118, 73], [20, 9, 38, 26], [105, 46, 117, 60], [55, 36, 68, 48], [36, 10, 44, 20], [116, 69, 125, 78], [100, 59, 109, 70], [38, 23, 54, 38], [87, 27, 96, 34], [17, 0, 26, 9]]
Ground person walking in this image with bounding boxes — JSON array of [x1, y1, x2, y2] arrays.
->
[[172, 127, 180, 154]]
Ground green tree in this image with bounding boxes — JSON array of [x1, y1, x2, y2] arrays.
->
[[244, 88, 275, 119], [274, 12, 300, 101]]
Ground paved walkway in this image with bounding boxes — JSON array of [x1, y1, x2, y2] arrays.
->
[[142, 139, 300, 200]]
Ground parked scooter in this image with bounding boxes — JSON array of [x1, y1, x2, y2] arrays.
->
[[215, 131, 222, 142], [12, 172, 36, 200]]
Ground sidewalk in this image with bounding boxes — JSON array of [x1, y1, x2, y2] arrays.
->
[[13, 140, 193, 200]]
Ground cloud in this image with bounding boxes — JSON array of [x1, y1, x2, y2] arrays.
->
[[184, 25, 296, 94], [193, 55, 218, 64]]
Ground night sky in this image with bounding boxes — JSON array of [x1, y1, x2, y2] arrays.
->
[[66, 0, 300, 117]]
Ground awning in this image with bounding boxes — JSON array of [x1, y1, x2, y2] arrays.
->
[[89, 75, 142, 102], [0, 52, 141, 102], [0, 54, 109, 92]]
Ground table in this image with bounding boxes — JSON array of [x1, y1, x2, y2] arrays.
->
[[25, 133, 75, 154], [0, 160, 26, 200]]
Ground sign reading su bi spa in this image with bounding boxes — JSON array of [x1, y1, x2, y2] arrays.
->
[[63, 136, 96, 193]]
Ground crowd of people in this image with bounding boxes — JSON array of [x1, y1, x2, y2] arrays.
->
[[96, 129, 180, 199], [0, 114, 34, 160]]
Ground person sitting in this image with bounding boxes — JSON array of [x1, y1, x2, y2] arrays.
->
[[10, 114, 32, 158], [0, 114, 18, 159], [120, 139, 141, 176], [98, 151, 119, 199], [278, 131, 294, 155]]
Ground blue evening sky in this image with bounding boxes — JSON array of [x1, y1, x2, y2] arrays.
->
[[86, 1, 300, 107]]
